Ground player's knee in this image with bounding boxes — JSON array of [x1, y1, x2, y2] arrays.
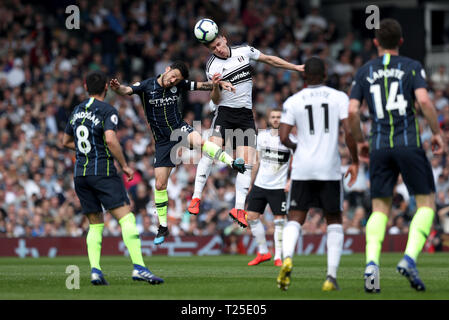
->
[[288, 210, 306, 225], [324, 211, 342, 225], [415, 193, 436, 211], [155, 182, 168, 191]]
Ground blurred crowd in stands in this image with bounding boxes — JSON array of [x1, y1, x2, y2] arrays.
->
[[0, 0, 448, 250]]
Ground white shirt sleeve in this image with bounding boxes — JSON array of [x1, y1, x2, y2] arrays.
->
[[338, 92, 349, 120], [256, 132, 263, 151], [241, 45, 261, 61], [281, 98, 296, 126]]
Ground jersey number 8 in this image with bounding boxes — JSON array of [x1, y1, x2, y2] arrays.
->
[[76, 125, 92, 153]]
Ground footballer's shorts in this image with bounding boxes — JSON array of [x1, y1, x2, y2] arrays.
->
[[247, 185, 287, 215], [74, 175, 130, 214], [369, 147, 435, 198], [154, 122, 194, 168], [288, 180, 343, 213], [210, 106, 257, 148]]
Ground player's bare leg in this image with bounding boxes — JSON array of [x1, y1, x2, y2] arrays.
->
[[247, 211, 271, 265], [322, 211, 343, 291], [277, 210, 307, 290], [397, 193, 435, 291], [364, 197, 391, 293]]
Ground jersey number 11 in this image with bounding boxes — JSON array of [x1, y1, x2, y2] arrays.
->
[[305, 103, 329, 135]]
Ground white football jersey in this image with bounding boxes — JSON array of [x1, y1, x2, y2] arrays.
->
[[281, 85, 349, 181], [254, 129, 292, 190], [206, 45, 261, 110]]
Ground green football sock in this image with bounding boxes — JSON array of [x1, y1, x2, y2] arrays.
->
[[119, 213, 145, 267], [86, 223, 104, 270], [365, 211, 388, 265], [405, 206, 434, 262], [155, 189, 168, 227], [202, 141, 233, 166]]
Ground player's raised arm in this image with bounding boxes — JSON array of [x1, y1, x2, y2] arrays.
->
[[414, 88, 445, 155], [210, 73, 221, 105], [104, 130, 134, 181], [257, 53, 304, 73], [110, 78, 133, 96]]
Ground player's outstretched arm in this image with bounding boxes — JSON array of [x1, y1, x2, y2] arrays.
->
[[415, 88, 446, 155], [279, 123, 297, 152], [104, 130, 134, 181], [110, 78, 133, 96], [62, 133, 76, 151], [257, 53, 304, 73]]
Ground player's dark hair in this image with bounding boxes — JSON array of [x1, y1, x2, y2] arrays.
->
[[304, 57, 325, 84], [375, 19, 402, 49], [85, 71, 107, 96], [204, 34, 223, 47], [170, 61, 189, 79]]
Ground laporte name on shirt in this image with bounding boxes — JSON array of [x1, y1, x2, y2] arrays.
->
[[366, 67, 405, 84]]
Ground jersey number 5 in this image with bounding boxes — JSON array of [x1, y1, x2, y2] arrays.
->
[[76, 125, 92, 153], [370, 82, 407, 119], [305, 104, 329, 135]]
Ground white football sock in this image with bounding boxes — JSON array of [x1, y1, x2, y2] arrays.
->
[[192, 155, 213, 199], [327, 223, 344, 279], [282, 220, 301, 259], [274, 218, 285, 260], [248, 218, 268, 254], [235, 165, 252, 209]]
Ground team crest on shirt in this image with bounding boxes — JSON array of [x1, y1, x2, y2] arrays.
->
[[170, 86, 177, 93], [133, 82, 140, 87], [214, 125, 221, 133], [421, 69, 426, 79]]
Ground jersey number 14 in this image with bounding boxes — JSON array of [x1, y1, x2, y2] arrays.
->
[[370, 82, 407, 119]]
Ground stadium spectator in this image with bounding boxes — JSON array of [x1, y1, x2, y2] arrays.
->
[[431, 65, 449, 91]]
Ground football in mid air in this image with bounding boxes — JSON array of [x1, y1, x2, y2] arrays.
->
[[194, 18, 219, 43]]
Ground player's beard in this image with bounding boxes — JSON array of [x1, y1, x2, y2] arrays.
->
[[160, 73, 172, 88]]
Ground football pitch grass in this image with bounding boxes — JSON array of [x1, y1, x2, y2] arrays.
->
[[0, 253, 448, 300]]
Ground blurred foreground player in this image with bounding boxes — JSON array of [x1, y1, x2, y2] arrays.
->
[[277, 57, 359, 291], [63, 71, 164, 285], [348, 19, 445, 292]]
